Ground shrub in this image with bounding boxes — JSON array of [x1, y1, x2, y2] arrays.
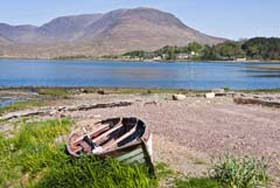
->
[[209, 155, 269, 188]]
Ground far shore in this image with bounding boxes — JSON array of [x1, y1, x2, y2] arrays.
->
[[1, 56, 280, 63], [1, 87, 280, 95]]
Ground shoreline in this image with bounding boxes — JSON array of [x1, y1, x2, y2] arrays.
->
[[1, 87, 280, 94], [1, 56, 280, 63]]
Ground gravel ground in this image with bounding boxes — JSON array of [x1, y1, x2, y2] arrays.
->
[[62, 93, 280, 183]]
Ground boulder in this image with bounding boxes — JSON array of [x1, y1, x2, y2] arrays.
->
[[212, 88, 225, 93], [97, 90, 106, 95], [172, 94, 186, 101], [205, 92, 215, 99], [212, 88, 226, 97]]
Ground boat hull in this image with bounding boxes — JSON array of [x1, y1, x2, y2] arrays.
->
[[66, 117, 154, 172]]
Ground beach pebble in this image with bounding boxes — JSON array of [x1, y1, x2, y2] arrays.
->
[[212, 88, 225, 93], [205, 92, 215, 99], [172, 94, 186, 101]]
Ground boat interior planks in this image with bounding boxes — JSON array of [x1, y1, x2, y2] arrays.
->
[[66, 117, 154, 173]]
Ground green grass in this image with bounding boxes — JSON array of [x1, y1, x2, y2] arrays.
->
[[0, 100, 45, 115], [0, 119, 157, 188], [82, 88, 210, 95], [36, 88, 71, 99], [240, 88, 280, 93], [155, 162, 175, 179], [209, 155, 269, 188], [176, 178, 223, 188]]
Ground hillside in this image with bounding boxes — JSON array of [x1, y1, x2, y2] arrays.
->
[[0, 7, 226, 58], [0, 33, 11, 44]]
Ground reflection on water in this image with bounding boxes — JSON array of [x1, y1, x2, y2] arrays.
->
[[0, 98, 20, 108], [0, 59, 280, 89], [250, 74, 280, 78]]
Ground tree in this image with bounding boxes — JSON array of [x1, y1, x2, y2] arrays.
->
[[187, 42, 203, 53], [166, 47, 176, 60], [242, 37, 280, 60], [214, 42, 245, 60], [201, 45, 217, 60]]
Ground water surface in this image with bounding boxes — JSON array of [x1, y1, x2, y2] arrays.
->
[[0, 59, 280, 90]]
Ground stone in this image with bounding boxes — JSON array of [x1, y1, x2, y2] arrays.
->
[[144, 101, 157, 106], [205, 92, 215, 99], [172, 94, 186, 101], [97, 90, 105, 95], [80, 88, 89, 93], [212, 88, 225, 93], [212, 88, 227, 97]]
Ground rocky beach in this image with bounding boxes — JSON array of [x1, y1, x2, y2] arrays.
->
[[1, 88, 279, 186]]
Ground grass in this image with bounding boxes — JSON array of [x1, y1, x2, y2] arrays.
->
[[240, 88, 280, 93], [1, 87, 210, 96], [176, 178, 223, 188], [173, 155, 269, 188], [155, 162, 175, 179], [209, 155, 269, 188], [0, 119, 157, 188], [36, 88, 71, 99], [76, 87, 210, 95], [0, 100, 45, 115], [154, 162, 223, 188]]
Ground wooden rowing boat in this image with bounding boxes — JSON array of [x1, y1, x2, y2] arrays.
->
[[66, 117, 154, 171]]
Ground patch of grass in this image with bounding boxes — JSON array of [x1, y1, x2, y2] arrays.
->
[[209, 155, 269, 188], [155, 162, 175, 179], [240, 88, 280, 93], [37, 88, 70, 99], [34, 156, 156, 188], [175, 177, 223, 188], [0, 119, 72, 187], [0, 100, 44, 115], [97, 88, 209, 95], [0, 119, 157, 188]]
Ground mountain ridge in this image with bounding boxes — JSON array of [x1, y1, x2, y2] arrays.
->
[[0, 7, 226, 58]]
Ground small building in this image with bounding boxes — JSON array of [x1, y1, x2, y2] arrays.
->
[[153, 56, 162, 61], [190, 51, 199, 56], [235, 57, 247, 62], [177, 53, 189, 60]]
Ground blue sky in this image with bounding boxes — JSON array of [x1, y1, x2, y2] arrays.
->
[[0, 0, 279, 40]]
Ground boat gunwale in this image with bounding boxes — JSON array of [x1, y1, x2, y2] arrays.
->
[[66, 117, 150, 157]]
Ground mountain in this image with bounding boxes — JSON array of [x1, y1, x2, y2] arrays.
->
[[0, 34, 10, 43], [38, 14, 103, 42], [0, 7, 226, 58]]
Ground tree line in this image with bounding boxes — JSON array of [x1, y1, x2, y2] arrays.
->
[[122, 37, 280, 61]]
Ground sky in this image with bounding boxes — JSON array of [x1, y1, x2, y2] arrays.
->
[[0, 0, 279, 40]]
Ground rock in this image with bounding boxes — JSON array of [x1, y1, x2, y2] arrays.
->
[[49, 110, 57, 116], [212, 88, 225, 93], [93, 114, 102, 118], [205, 92, 215, 99], [97, 90, 106, 95], [144, 101, 157, 106], [212, 88, 227, 97], [80, 88, 88, 93], [59, 114, 66, 118], [227, 92, 237, 97], [172, 94, 186, 101]]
